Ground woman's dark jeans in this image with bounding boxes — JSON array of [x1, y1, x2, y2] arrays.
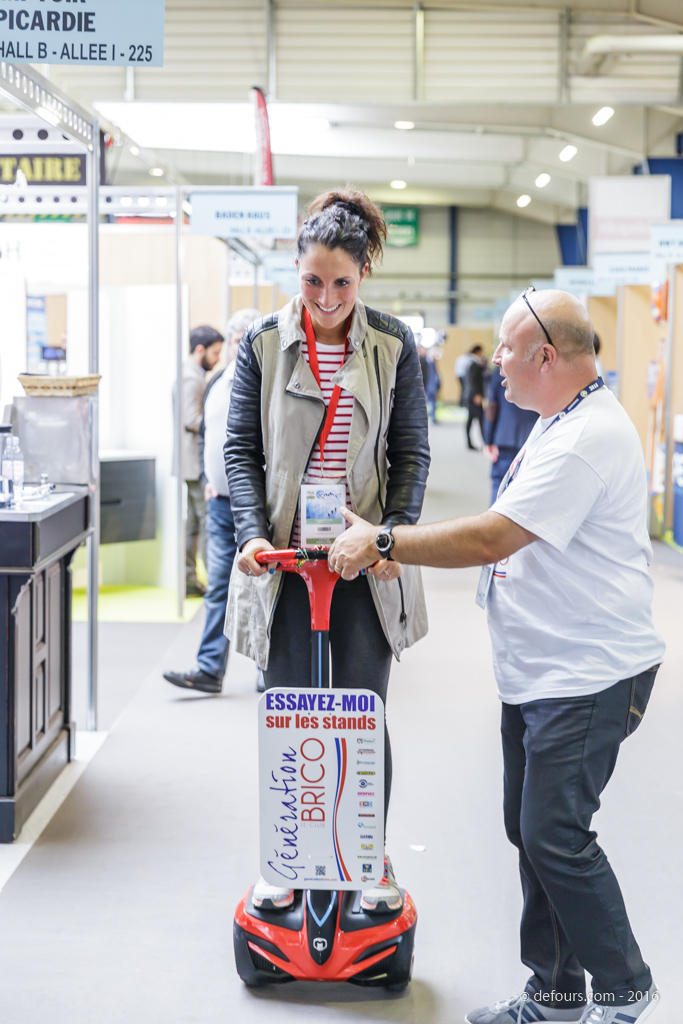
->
[[263, 572, 394, 820], [502, 668, 659, 1009]]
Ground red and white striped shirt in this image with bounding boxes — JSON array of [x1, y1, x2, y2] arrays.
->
[[291, 337, 353, 547]]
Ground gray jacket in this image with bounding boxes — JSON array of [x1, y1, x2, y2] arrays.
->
[[172, 359, 206, 481], [224, 295, 431, 669]]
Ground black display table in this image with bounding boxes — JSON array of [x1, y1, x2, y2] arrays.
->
[[0, 490, 89, 841]]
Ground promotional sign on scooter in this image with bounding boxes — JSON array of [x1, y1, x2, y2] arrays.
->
[[259, 687, 385, 890]]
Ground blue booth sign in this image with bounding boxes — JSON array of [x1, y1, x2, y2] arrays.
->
[[0, 0, 165, 66]]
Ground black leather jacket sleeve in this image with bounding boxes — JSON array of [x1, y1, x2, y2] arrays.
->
[[376, 320, 431, 529], [224, 325, 272, 549]]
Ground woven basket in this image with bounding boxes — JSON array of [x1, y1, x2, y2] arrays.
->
[[18, 374, 101, 397]]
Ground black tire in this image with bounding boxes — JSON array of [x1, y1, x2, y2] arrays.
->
[[386, 977, 411, 992], [233, 922, 269, 988], [384, 921, 416, 992]]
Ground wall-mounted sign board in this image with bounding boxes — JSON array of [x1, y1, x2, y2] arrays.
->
[[384, 206, 419, 248], [0, 153, 85, 185], [650, 222, 683, 266], [554, 267, 615, 297], [588, 175, 671, 264], [593, 252, 653, 289], [0, 0, 164, 66], [190, 189, 299, 240], [261, 252, 299, 294]]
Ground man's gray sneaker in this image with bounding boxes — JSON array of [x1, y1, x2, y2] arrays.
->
[[465, 992, 583, 1023], [578, 985, 660, 1024]]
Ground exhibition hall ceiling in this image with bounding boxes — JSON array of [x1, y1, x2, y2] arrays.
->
[[17, 0, 683, 221]]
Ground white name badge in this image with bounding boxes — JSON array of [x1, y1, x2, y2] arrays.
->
[[475, 564, 494, 609], [301, 482, 346, 547]]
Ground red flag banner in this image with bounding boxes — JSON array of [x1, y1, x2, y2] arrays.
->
[[252, 86, 274, 187]]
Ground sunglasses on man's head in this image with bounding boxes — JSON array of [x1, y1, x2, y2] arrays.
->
[[521, 286, 554, 348]]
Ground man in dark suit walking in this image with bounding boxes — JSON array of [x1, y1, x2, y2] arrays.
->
[[483, 365, 538, 505]]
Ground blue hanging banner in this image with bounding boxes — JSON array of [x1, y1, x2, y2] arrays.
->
[[0, 0, 165, 66]]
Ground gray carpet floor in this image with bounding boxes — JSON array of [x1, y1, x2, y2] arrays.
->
[[0, 422, 680, 1024]]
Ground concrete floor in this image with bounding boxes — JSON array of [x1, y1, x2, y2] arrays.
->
[[0, 422, 680, 1024]]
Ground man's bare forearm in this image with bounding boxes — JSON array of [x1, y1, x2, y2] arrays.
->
[[329, 508, 537, 580], [391, 511, 535, 569]]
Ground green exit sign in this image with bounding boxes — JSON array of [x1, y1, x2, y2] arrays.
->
[[384, 206, 419, 248]]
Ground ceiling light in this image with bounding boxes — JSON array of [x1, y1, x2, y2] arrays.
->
[[592, 106, 614, 127], [517, 194, 531, 208], [149, 167, 164, 177], [120, 196, 133, 207], [137, 197, 150, 207], [155, 196, 168, 207], [535, 173, 551, 188], [390, 180, 408, 190], [94, 102, 333, 156], [394, 120, 415, 130], [129, 145, 139, 156], [559, 144, 577, 162]]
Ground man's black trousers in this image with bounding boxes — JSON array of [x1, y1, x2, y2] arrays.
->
[[501, 668, 658, 1008]]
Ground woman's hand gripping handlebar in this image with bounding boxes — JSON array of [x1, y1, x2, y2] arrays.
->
[[254, 549, 337, 630], [236, 538, 275, 578]]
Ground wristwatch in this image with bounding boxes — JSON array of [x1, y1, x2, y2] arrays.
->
[[374, 526, 395, 560]]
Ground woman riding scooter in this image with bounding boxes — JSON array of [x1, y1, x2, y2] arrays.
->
[[224, 187, 430, 915]]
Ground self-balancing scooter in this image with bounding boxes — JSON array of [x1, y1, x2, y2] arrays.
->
[[233, 548, 417, 990]]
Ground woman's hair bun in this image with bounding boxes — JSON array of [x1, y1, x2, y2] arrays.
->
[[298, 186, 387, 273]]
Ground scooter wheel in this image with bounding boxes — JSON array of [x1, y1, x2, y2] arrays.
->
[[385, 963, 413, 992], [383, 922, 415, 991], [233, 922, 271, 988]]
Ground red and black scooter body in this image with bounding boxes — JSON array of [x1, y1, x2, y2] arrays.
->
[[234, 887, 417, 988], [233, 550, 417, 991]]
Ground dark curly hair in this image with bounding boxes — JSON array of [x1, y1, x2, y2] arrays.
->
[[296, 186, 387, 275]]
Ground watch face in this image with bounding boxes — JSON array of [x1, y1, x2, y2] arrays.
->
[[376, 532, 392, 554]]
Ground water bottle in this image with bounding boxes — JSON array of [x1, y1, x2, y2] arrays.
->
[[0, 427, 14, 508], [12, 437, 24, 505]]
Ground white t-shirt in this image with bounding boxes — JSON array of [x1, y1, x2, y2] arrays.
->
[[203, 361, 235, 496], [487, 387, 665, 704]]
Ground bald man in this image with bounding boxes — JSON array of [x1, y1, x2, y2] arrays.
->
[[329, 289, 665, 1024]]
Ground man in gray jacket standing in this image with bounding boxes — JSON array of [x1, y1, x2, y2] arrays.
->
[[175, 325, 224, 596], [165, 309, 260, 693]]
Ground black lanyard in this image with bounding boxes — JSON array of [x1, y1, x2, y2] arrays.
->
[[499, 377, 604, 496]]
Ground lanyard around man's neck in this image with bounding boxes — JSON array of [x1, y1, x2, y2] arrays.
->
[[499, 376, 604, 496]]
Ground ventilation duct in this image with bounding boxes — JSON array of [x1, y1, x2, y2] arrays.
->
[[578, 34, 683, 75]]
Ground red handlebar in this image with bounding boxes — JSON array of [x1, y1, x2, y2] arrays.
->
[[255, 548, 329, 565], [255, 549, 298, 564], [254, 548, 335, 630]]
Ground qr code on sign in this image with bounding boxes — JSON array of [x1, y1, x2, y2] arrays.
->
[[315, 865, 326, 876]]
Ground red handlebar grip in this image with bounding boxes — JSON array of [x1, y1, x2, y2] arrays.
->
[[254, 549, 298, 564]]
